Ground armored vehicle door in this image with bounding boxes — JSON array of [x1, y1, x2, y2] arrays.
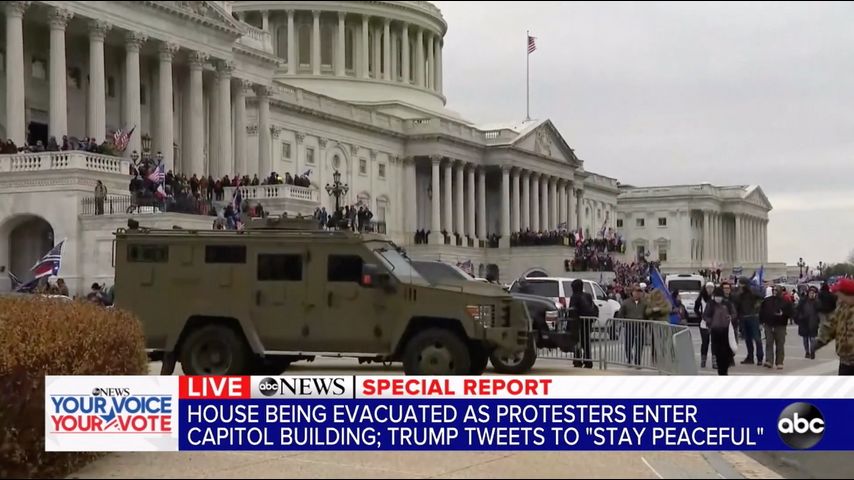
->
[[315, 246, 394, 354], [248, 244, 309, 351]]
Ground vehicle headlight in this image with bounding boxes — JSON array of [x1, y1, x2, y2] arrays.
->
[[466, 305, 495, 328]]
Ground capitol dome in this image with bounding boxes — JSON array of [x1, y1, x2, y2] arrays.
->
[[232, 1, 451, 118]]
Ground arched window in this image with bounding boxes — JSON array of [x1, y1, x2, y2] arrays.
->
[[298, 22, 311, 66], [276, 25, 288, 61]]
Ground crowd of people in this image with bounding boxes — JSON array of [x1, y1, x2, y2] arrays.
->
[[312, 204, 376, 232], [0, 135, 118, 155]]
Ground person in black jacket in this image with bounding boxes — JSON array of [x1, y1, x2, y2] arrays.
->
[[796, 286, 821, 359], [694, 282, 716, 368], [759, 286, 793, 369], [569, 279, 598, 368], [734, 279, 763, 365]]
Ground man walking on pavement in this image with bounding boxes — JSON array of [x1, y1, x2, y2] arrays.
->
[[617, 285, 647, 367], [760, 286, 793, 369], [796, 286, 821, 359], [569, 279, 598, 368], [694, 282, 716, 369], [816, 278, 854, 375], [735, 278, 763, 366]]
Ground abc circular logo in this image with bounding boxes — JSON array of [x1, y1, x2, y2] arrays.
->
[[258, 377, 279, 397], [777, 402, 825, 449], [91, 388, 101, 396]]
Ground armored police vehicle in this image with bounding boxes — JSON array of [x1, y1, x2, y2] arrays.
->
[[113, 217, 531, 376]]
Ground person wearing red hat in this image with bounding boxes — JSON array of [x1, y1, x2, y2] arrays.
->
[[817, 278, 854, 375]]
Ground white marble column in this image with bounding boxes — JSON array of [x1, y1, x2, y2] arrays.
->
[[361, 16, 370, 78], [520, 171, 530, 230], [443, 160, 452, 234], [88, 20, 111, 140], [549, 177, 557, 230], [371, 25, 380, 79], [256, 86, 272, 177], [5, 2, 28, 145], [215, 61, 234, 176], [540, 175, 549, 231], [477, 167, 486, 240], [576, 188, 584, 233], [383, 19, 391, 81], [454, 161, 464, 236], [763, 220, 768, 263], [336, 12, 346, 76], [49, 8, 73, 140], [287, 10, 296, 74], [511, 169, 520, 232], [531, 173, 540, 232], [734, 214, 742, 265], [558, 180, 566, 229], [123, 32, 146, 157], [233, 79, 249, 176], [157, 42, 177, 170], [405, 157, 417, 236], [752, 218, 758, 263], [401, 24, 410, 84], [390, 30, 398, 82], [703, 211, 711, 265], [430, 156, 442, 242], [415, 28, 425, 88], [187, 52, 206, 176], [568, 183, 575, 230], [426, 32, 434, 90], [501, 166, 511, 246], [435, 36, 443, 93], [467, 165, 476, 240], [312, 10, 321, 75]]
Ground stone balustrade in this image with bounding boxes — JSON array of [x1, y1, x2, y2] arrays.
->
[[0, 150, 131, 174]]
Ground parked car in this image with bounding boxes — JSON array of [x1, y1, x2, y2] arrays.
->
[[508, 276, 622, 337]]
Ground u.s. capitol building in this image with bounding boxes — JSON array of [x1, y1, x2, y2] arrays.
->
[[0, 1, 781, 294]]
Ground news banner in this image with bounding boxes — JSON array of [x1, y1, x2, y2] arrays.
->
[[46, 376, 854, 452]]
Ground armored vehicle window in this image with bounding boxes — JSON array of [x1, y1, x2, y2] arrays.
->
[[327, 255, 363, 282], [258, 254, 302, 281], [127, 244, 169, 263], [205, 245, 246, 264]]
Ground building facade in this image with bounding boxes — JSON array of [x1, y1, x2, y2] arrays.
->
[[616, 183, 784, 277], [0, 1, 769, 294]]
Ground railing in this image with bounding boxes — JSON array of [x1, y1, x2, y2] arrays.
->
[[224, 184, 318, 203], [537, 316, 697, 375], [0, 150, 131, 174], [81, 195, 213, 216], [239, 24, 273, 53]]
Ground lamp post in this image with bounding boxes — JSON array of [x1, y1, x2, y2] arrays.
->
[[325, 170, 349, 213], [798, 257, 806, 279], [818, 261, 825, 278], [130, 134, 162, 171]]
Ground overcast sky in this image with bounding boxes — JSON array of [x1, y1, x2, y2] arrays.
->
[[434, 1, 853, 267]]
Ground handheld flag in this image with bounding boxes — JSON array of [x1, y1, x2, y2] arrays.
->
[[147, 163, 165, 184], [113, 125, 135, 153], [302, 169, 312, 177], [8, 271, 21, 290], [31, 240, 65, 279], [750, 265, 765, 295], [650, 266, 680, 325]]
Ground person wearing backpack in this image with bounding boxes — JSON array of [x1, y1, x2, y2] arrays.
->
[[704, 286, 738, 375]]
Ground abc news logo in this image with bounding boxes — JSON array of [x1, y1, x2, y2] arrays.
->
[[258, 377, 348, 397], [777, 402, 825, 450], [91, 387, 131, 397]]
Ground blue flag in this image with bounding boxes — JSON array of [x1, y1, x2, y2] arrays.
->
[[650, 266, 680, 325], [750, 265, 765, 295]]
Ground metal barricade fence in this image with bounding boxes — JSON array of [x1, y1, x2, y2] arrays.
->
[[537, 314, 697, 375]]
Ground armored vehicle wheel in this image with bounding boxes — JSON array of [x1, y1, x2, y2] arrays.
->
[[402, 328, 471, 375], [489, 336, 537, 374], [468, 342, 489, 375], [180, 325, 250, 375], [255, 356, 292, 375]]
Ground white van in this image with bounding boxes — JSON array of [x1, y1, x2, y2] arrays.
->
[[665, 274, 704, 323], [508, 276, 622, 333]]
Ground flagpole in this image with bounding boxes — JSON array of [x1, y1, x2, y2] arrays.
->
[[526, 30, 530, 121]]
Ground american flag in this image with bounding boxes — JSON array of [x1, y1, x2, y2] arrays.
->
[[31, 241, 65, 279], [148, 162, 165, 183], [113, 125, 135, 153], [527, 35, 537, 54]]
